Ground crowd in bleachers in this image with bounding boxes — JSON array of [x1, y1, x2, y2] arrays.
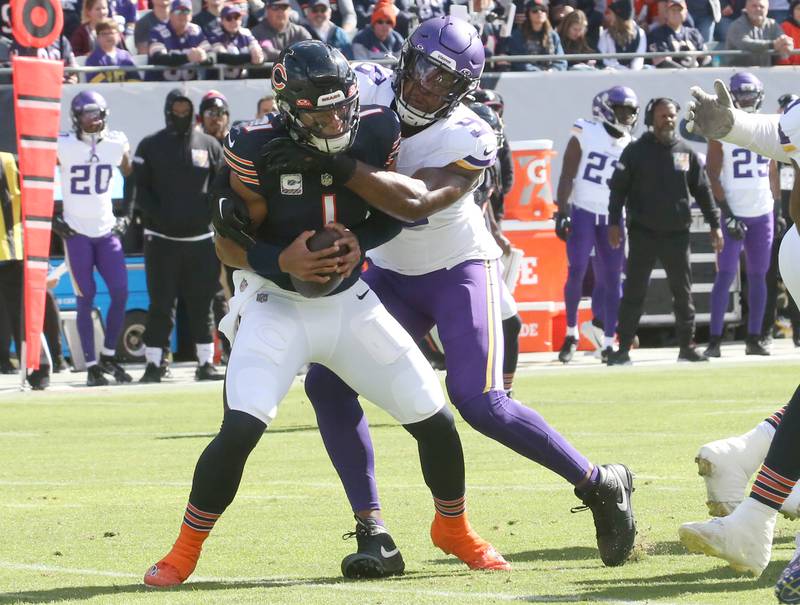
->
[[0, 0, 797, 78]]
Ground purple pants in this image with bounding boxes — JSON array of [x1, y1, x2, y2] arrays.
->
[[710, 212, 773, 336], [65, 233, 128, 363], [307, 259, 594, 512], [565, 207, 625, 338]]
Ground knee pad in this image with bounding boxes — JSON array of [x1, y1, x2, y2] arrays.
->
[[503, 314, 522, 340], [217, 409, 266, 456], [403, 406, 456, 441]]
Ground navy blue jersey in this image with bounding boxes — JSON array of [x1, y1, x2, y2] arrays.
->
[[224, 105, 402, 294]]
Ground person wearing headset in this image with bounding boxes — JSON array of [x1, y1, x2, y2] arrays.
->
[[606, 97, 723, 365]]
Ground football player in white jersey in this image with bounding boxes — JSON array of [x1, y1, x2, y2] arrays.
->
[[705, 72, 780, 358], [554, 86, 637, 364], [679, 82, 800, 599], [55, 91, 133, 387], [265, 16, 637, 569]]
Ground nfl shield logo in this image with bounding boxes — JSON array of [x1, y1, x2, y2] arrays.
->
[[321, 173, 333, 186], [256, 292, 269, 303], [239, 278, 248, 292]]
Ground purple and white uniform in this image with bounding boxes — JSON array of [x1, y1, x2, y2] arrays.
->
[[710, 142, 774, 337], [148, 22, 210, 81], [564, 118, 630, 339], [308, 61, 598, 513], [57, 131, 129, 364]]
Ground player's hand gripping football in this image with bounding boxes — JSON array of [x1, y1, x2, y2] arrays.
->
[[325, 222, 361, 278], [259, 137, 356, 182], [212, 193, 255, 249], [686, 80, 735, 140], [278, 230, 346, 283]]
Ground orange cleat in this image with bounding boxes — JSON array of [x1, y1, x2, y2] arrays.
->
[[430, 513, 511, 571], [143, 560, 186, 588]]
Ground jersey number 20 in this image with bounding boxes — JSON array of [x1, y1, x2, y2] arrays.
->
[[70, 164, 113, 195]]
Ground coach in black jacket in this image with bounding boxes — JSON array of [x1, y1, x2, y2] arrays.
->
[[606, 97, 723, 365], [134, 89, 225, 383]]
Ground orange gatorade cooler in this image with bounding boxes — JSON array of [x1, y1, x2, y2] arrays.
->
[[504, 140, 557, 221], [503, 221, 567, 303]]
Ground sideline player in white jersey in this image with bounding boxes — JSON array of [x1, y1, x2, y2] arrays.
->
[[705, 72, 780, 359], [274, 16, 638, 569], [554, 86, 637, 364], [55, 91, 133, 387], [678, 81, 800, 600]]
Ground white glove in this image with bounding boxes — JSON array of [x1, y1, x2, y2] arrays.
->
[[685, 79, 735, 140]]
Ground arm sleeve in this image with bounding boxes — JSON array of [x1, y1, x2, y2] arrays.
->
[[608, 145, 633, 224], [689, 151, 721, 228], [216, 52, 251, 64], [499, 139, 514, 194], [721, 111, 793, 163], [150, 51, 191, 65], [246, 241, 285, 277], [349, 207, 402, 251]]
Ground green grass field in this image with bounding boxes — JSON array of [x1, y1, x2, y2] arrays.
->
[[1, 361, 798, 604]]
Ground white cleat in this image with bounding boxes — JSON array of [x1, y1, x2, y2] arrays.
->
[[580, 320, 603, 352], [782, 485, 800, 520], [696, 428, 772, 517], [679, 499, 777, 577]]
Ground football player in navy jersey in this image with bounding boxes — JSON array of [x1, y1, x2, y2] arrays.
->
[[143, 41, 503, 587]]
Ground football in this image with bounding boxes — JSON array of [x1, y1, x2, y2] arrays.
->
[[289, 227, 351, 299]]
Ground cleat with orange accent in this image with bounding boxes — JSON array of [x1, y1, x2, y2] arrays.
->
[[143, 560, 186, 588], [430, 514, 511, 571]]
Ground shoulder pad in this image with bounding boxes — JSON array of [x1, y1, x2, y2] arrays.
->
[[448, 105, 498, 170], [780, 103, 800, 157], [224, 119, 284, 188]]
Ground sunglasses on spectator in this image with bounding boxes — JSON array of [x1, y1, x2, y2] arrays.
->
[[310, 6, 328, 12], [374, 19, 393, 24], [173, 8, 191, 14], [268, 4, 290, 9], [528, 6, 547, 12], [203, 108, 228, 118], [223, 13, 241, 19]]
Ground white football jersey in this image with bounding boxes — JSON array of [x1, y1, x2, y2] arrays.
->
[[569, 119, 631, 216], [780, 100, 800, 166], [353, 62, 501, 275], [57, 131, 128, 237], [719, 141, 773, 217]]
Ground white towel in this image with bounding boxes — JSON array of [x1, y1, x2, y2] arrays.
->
[[218, 269, 270, 344]]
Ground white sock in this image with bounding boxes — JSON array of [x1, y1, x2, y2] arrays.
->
[[739, 495, 779, 522], [756, 420, 777, 440], [196, 343, 214, 366], [566, 325, 579, 339], [145, 347, 162, 366], [739, 425, 775, 477], [100, 347, 116, 358], [604, 336, 615, 349], [86, 360, 97, 368]]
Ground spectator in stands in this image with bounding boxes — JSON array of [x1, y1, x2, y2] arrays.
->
[[252, 0, 311, 61], [353, 0, 379, 30], [304, 0, 353, 57], [194, 0, 225, 35], [778, 0, 800, 62], [557, 10, 597, 67], [551, 0, 577, 26], [71, 0, 120, 56], [324, 0, 357, 34], [725, 0, 793, 64], [716, 0, 745, 40], [351, 0, 404, 59], [86, 18, 140, 81], [62, 0, 84, 39], [148, 0, 212, 80], [11, 34, 79, 82], [135, 0, 171, 53], [648, 0, 711, 67], [209, 4, 264, 77], [110, 0, 138, 37], [255, 93, 275, 118], [500, 0, 568, 70], [197, 90, 230, 142], [686, 0, 720, 41], [576, 0, 606, 46], [599, 0, 648, 68]]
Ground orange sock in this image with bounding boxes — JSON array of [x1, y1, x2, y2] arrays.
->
[[160, 503, 219, 581]]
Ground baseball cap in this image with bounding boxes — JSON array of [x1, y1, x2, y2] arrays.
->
[[666, 0, 686, 8], [170, 0, 192, 12], [200, 90, 230, 114], [309, 0, 331, 7], [525, 0, 549, 11], [609, 0, 633, 19], [221, 4, 243, 17], [266, 0, 291, 6]]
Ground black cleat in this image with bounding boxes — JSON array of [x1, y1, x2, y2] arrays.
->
[[572, 464, 636, 567], [27, 366, 50, 390], [98, 354, 133, 383], [606, 348, 632, 366], [678, 346, 708, 362], [87, 364, 109, 387], [52, 357, 68, 373], [745, 336, 770, 356], [704, 337, 721, 358], [558, 336, 578, 363], [139, 362, 161, 383], [341, 516, 405, 579], [600, 347, 613, 364], [195, 362, 224, 381]]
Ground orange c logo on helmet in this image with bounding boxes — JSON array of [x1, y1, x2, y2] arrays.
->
[[271, 62, 287, 91], [11, 0, 64, 48]]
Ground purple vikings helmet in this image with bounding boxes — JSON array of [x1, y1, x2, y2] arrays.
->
[[71, 90, 109, 135], [591, 86, 639, 135], [730, 72, 764, 113], [395, 15, 485, 127]]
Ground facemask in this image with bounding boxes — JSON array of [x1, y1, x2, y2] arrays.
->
[[171, 113, 193, 134]]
